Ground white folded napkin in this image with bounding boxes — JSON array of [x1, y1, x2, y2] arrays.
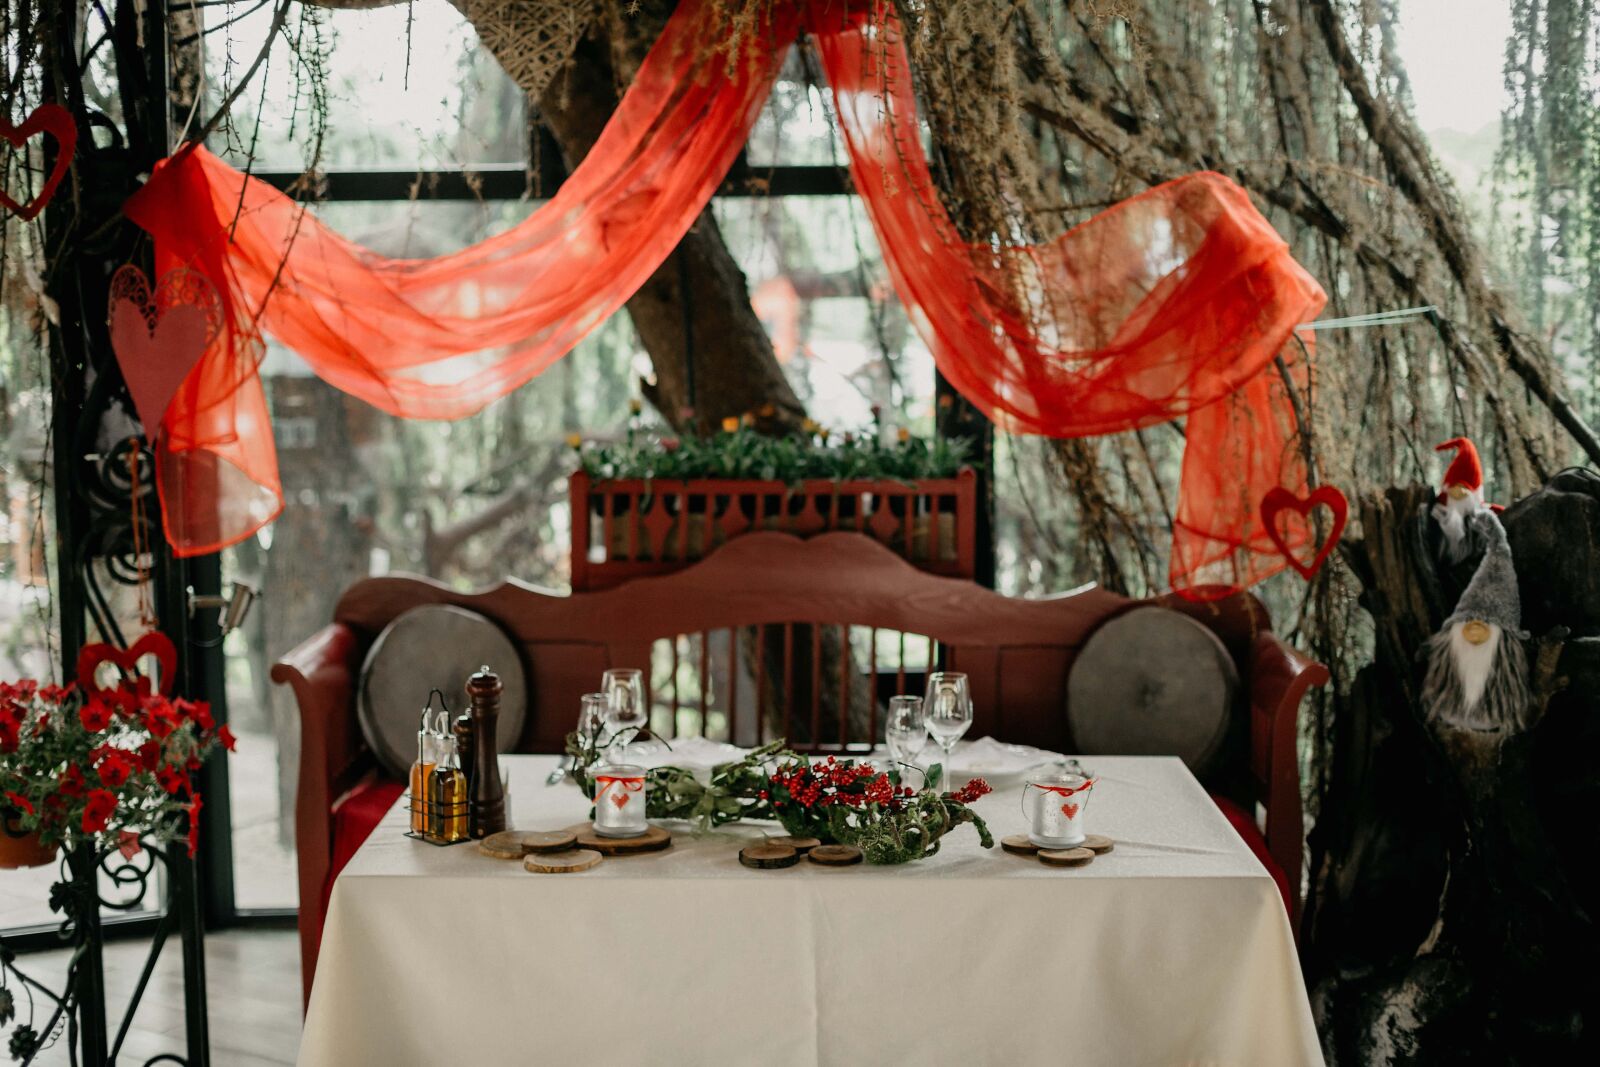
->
[[629, 736, 747, 781]]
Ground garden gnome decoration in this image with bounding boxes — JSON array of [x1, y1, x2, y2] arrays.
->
[[1421, 510, 1531, 732], [1431, 436, 1500, 562]]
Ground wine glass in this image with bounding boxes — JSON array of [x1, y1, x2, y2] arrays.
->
[[923, 672, 973, 793], [602, 668, 648, 761], [885, 695, 928, 788], [578, 692, 608, 752]]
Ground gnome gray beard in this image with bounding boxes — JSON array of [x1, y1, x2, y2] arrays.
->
[[1421, 621, 1531, 732]]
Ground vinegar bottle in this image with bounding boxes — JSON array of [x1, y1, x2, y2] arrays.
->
[[408, 708, 435, 835], [429, 732, 469, 844]]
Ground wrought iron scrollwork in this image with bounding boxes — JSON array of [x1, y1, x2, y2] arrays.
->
[[2, 832, 198, 1066]]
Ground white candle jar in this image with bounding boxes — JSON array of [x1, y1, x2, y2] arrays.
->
[[1022, 772, 1095, 848], [592, 765, 648, 837]]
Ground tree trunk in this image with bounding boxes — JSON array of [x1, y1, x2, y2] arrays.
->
[[1305, 479, 1599, 1063]]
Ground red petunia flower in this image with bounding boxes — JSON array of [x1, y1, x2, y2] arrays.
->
[[137, 740, 162, 771], [176, 698, 214, 730], [217, 725, 237, 753], [4, 790, 33, 815], [79, 698, 114, 733], [81, 788, 117, 834], [143, 701, 180, 740], [60, 765, 86, 797], [96, 749, 135, 789], [156, 766, 189, 796]]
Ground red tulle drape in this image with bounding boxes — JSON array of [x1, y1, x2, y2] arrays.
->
[[123, 0, 1325, 600]]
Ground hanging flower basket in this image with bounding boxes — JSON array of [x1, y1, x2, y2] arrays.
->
[[0, 809, 56, 870]]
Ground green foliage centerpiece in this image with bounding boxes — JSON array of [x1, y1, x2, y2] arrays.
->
[[565, 732, 994, 865]]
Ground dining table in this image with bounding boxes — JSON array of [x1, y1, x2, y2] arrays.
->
[[297, 751, 1324, 1066]]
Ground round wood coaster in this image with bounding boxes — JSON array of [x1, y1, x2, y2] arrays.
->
[[1001, 834, 1042, 856], [807, 844, 864, 867], [524, 849, 602, 874], [740, 844, 799, 869], [766, 836, 822, 853], [574, 825, 673, 856], [1037, 847, 1095, 868], [477, 830, 578, 859], [1081, 834, 1114, 854]]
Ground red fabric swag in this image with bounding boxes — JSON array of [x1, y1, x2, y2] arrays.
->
[[123, 0, 1325, 600]]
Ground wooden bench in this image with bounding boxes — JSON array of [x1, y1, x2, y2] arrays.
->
[[274, 531, 1328, 1004]]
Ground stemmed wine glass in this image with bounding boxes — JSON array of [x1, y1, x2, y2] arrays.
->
[[601, 668, 649, 762], [923, 672, 973, 793], [885, 695, 929, 789]]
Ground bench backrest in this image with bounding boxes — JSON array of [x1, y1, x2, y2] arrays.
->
[[334, 531, 1273, 772]]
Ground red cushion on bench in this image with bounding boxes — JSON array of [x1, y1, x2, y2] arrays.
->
[[323, 776, 406, 918], [1210, 793, 1293, 917]]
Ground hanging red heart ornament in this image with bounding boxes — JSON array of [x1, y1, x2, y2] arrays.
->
[[1261, 485, 1349, 580], [107, 265, 223, 437], [75, 631, 179, 704], [0, 104, 77, 221]]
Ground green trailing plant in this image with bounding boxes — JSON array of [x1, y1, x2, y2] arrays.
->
[[571, 415, 973, 485]]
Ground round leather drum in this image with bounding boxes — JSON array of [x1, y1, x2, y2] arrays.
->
[[357, 604, 527, 778], [1066, 606, 1238, 777]]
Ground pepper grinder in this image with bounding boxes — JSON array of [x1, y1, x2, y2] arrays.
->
[[465, 665, 508, 838]]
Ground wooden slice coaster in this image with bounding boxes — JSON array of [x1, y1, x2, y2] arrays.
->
[[1037, 847, 1095, 868], [524, 849, 602, 874], [477, 829, 578, 860], [1001, 834, 1042, 856], [807, 844, 864, 867], [740, 844, 799, 869], [766, 836, 822, 853], [1081, 834, 1114, 854], [574, 825, 673, 856]]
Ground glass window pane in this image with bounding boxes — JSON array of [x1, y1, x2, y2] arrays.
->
[[712, 195, 935, 433], [205, 0, 526, 171], [224, 197, 642, 908]]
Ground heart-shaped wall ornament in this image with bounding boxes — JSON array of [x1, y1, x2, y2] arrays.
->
[[0, 104, 77, 221], [108, 265, 223, 437], [1261, 485, 1350, 580], [75, 631, 179, 710]]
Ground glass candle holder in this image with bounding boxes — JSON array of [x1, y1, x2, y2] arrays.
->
[[592, 764, 648, 837], [1022, 772, 1095, 848]]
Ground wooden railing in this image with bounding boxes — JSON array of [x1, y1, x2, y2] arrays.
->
[[569, 469, 977, 591]]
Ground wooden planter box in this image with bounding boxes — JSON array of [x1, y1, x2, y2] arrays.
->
[[569, 469, 977, 591]]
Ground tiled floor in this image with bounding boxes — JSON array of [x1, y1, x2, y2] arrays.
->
[[10, 928, 301, 1065]]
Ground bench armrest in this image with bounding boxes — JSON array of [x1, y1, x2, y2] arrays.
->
[[1249, 629, 1331, 932]]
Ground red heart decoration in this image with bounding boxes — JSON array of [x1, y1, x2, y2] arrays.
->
[[1061, 802, 1079, 819], [1261, 485, 1349, 580], [611, 793, 630, 809], [108, 265, 223, 436], [0, 104, 77, 221], [75, 632, 178, 703]]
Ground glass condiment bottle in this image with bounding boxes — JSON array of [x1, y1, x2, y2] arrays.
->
[[408, 707, 435, 835], [428, 731, 469, 844]]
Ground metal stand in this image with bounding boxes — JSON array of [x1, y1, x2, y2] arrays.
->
[[1, 836, 208, 1065]]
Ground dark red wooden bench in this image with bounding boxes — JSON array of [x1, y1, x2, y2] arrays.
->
[[274, 531, 1327, 1004]]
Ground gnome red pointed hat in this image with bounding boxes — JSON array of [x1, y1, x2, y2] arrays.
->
[[1436, 437, 1484, 491]]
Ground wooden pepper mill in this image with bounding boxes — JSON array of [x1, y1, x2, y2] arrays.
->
[[464, 665, 508, 839]]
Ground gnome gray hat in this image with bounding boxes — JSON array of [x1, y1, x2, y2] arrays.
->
[[1444, 509, 1526, 637]]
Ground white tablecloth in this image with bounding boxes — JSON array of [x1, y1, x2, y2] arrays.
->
[[299, 755, 1323, 1066]]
